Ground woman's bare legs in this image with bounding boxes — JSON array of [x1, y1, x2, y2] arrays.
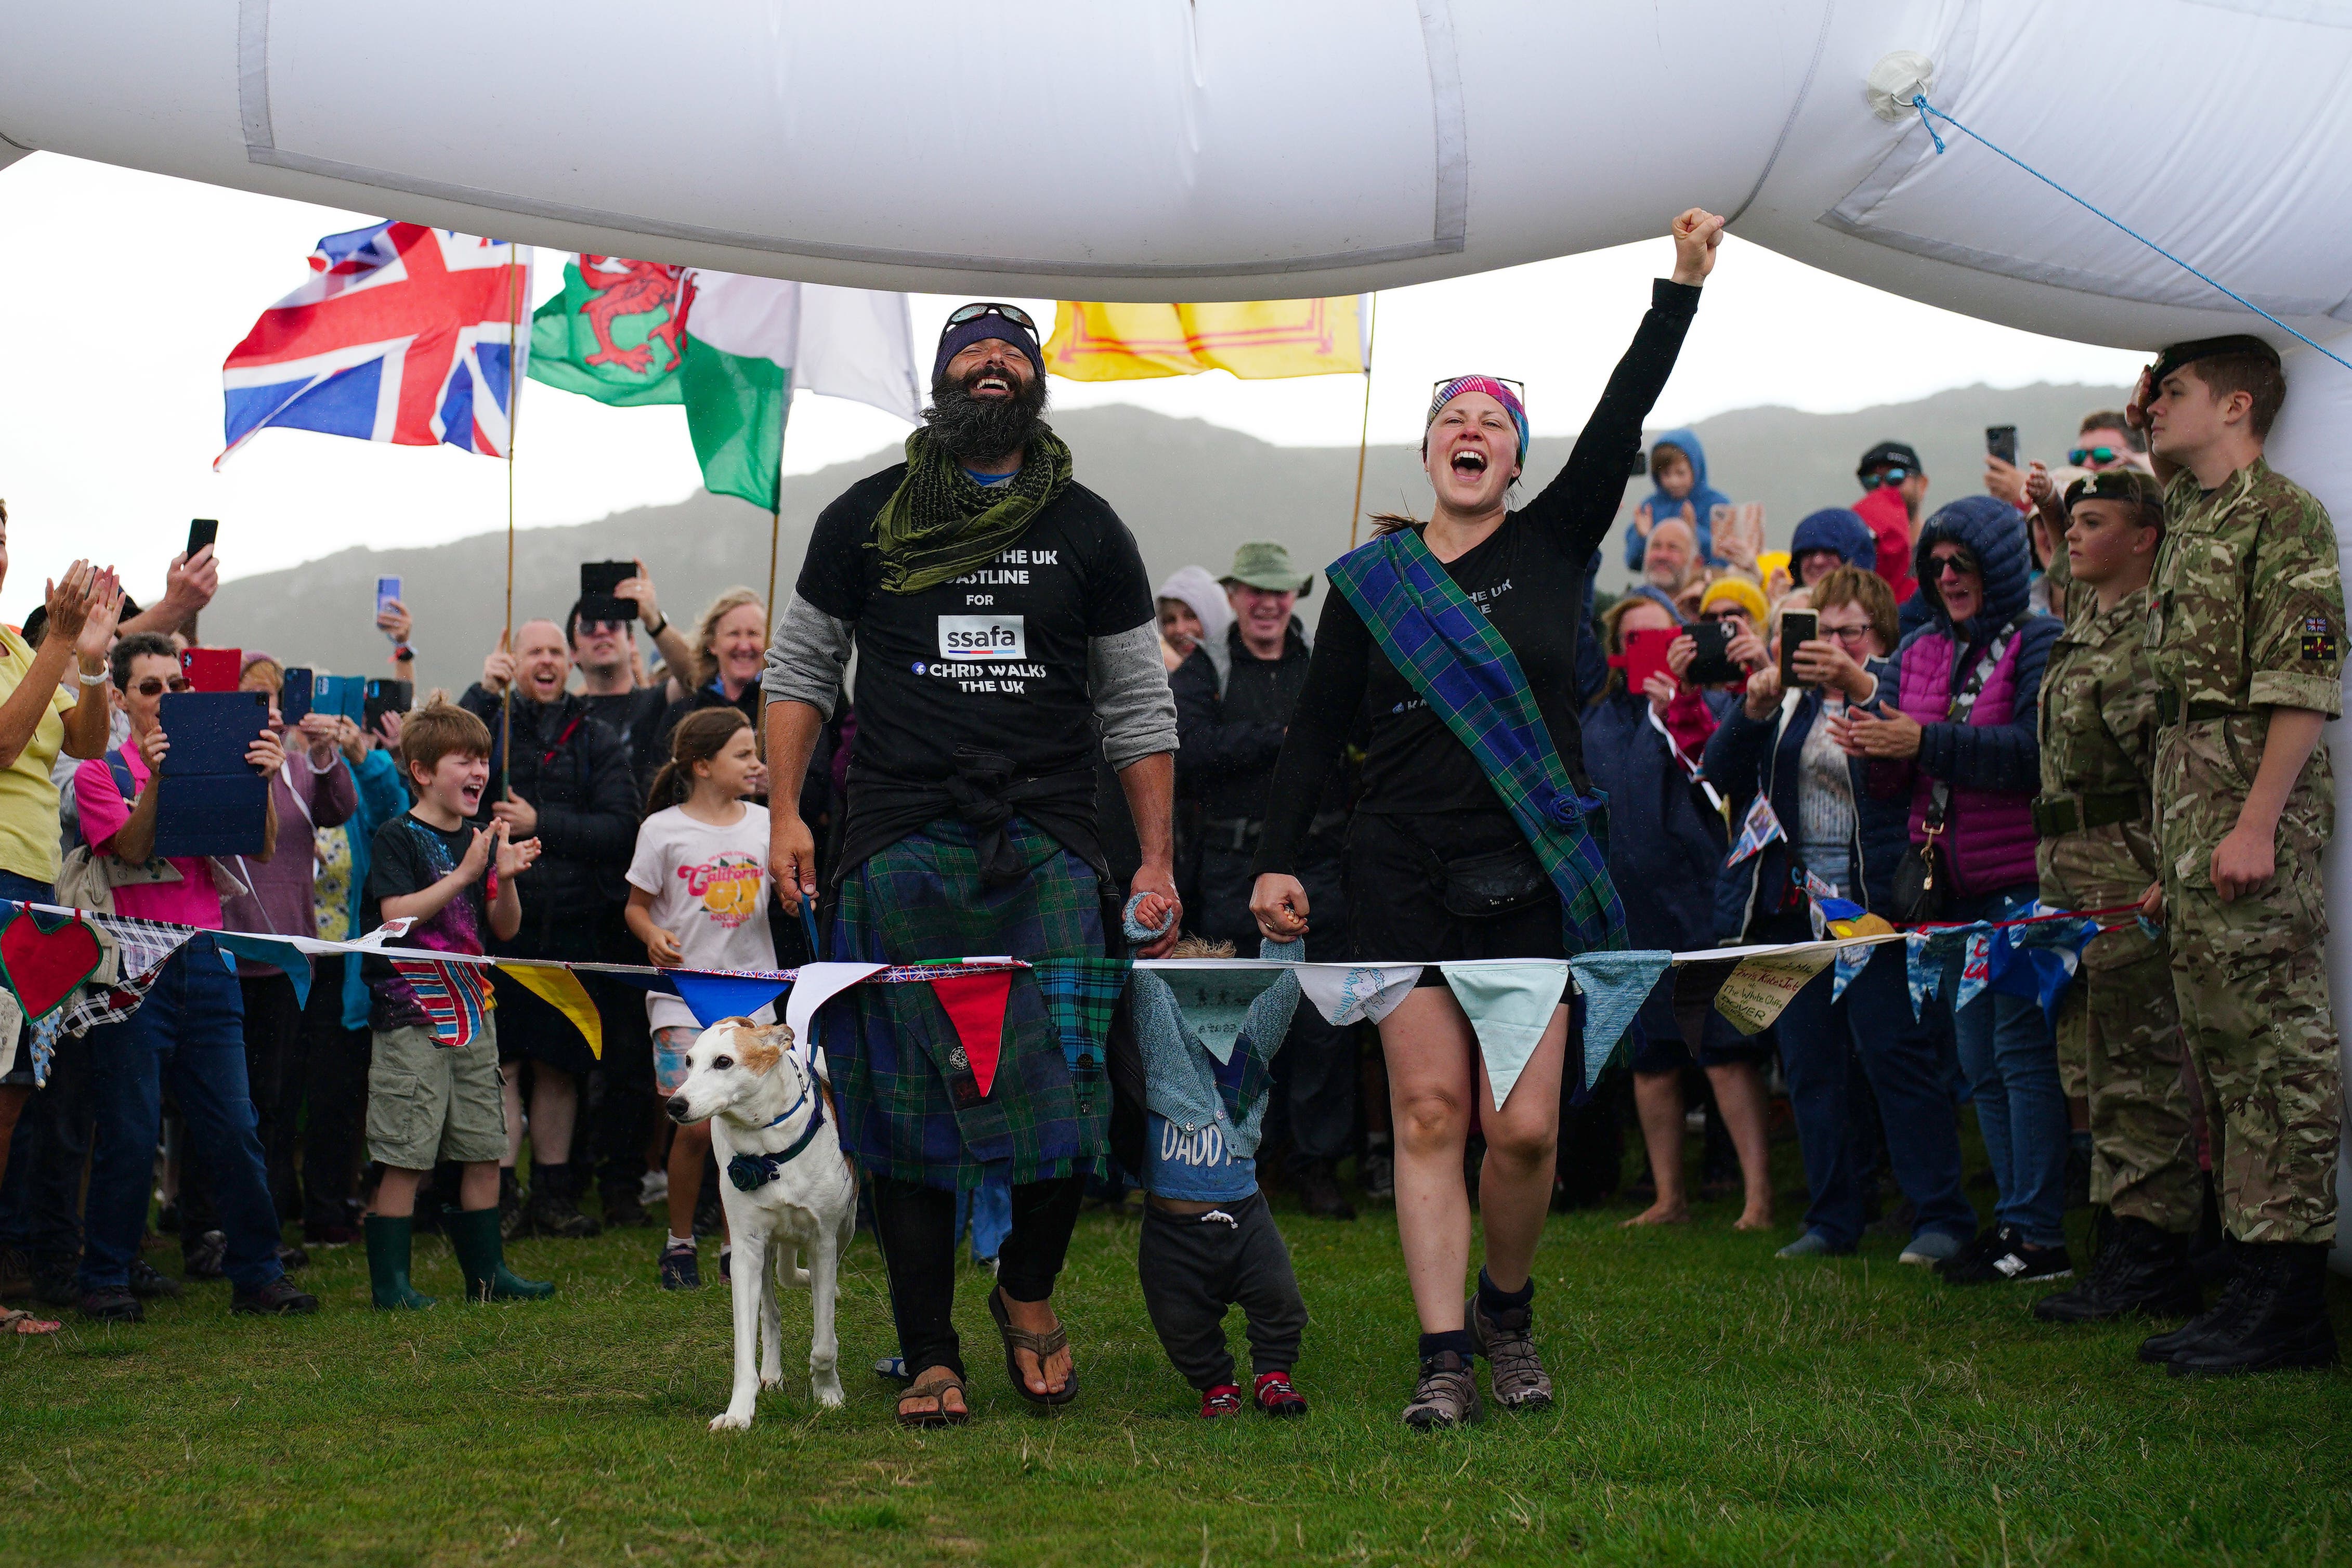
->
[[1381, 990, 1569, 1325], [1624, 1070, 1692, 1226], [1704, 1060, 1775, 1230]]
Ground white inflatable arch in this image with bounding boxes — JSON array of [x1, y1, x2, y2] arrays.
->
[[5, 0, 2349, 1261]]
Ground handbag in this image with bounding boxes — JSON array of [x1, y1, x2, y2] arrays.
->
[[1887, 624, 2019, 924]]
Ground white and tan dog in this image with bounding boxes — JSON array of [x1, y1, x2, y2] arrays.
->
[[665, 1016, 856, 1429]]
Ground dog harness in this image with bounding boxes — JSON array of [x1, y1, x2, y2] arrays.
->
[[725, 1079, 828, 1192]]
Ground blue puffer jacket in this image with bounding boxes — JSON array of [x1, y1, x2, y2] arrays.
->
[[1896, 494, 2058, 799], [1788, 507, 1876, 573], [1622, 426, 1731, 569], [1703, 656, 1912, 940]]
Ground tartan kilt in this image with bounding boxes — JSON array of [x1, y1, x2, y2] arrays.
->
[[827, 816, 1110, 1190]]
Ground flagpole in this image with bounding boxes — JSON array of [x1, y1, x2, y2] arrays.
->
[[501, 247, 519, 804], [1348, 292, 1379, 548], [766, 380, 787, 635]]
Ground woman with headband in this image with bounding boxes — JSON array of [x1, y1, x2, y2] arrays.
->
[[1250, 208, 1726, 1429]]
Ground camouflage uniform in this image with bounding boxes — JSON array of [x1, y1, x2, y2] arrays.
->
[[2144, 457, 2344, 1245], [2035, 579, 2199, 1232]]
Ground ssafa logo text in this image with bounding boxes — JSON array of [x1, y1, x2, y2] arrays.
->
[[936, 615, 1027, 660]]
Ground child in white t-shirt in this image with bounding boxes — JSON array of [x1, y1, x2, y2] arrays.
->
[[624, 707, 775, 1290]]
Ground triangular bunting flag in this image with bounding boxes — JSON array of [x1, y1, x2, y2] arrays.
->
[[1441, 962, 1569, 1110], [785, 962, 887, 1050], [392, 959, 493, 1049], [1162, 966, 1291, 1066], [1033, 957, 1130, 1070], [1297, 964, 1422, 1027], [496, 963, 604, 1059], [931, 969, 1013, 1097], [668, 970, 788, 1029], [1568, 951, 1673, 1092], [215, 934, 315, 1008], [1711, 946, 1837, 1035], [1954, 929, 1996, 1012]]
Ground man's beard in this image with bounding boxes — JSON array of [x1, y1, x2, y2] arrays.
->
[[922, 365, 1048, 464]]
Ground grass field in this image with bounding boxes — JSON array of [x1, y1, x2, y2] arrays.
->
[[7, 1155, 2351, 1567]]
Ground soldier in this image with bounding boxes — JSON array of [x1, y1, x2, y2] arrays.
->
[[2026, 467, 2203, 1325], [2133, 334, 2342, 1376]]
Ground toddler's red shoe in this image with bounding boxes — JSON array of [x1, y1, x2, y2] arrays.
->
[[1254, 1370, 1308, 1417], [1200, 1384, 1244, 1418]]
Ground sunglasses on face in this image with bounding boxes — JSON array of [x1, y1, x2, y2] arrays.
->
[[577, 619, 630, 637], [1698, 609, 1749, 624], [133, 676, 192, 697], [945, 302, 1039, 338], [2069, 446, 2124, 466], [1862, 466, 1911, 489], [1929, 554, 1978, 579]]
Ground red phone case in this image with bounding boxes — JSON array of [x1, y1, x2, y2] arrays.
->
[[1621, 627, 1679, 696], [179, 647, 242, 693]]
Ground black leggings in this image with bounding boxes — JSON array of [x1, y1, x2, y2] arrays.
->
[[869, 1173, 1083, 1380]]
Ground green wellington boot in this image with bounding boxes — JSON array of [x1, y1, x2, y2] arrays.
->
[[364, 1215, 438, 1310], [447, 1206, 555, 1301]]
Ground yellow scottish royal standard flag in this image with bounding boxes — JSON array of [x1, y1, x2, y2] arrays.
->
[[1045, 296, 1369, 381]]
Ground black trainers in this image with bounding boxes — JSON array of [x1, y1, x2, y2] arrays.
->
[[2034, 1216, 2199, 1323], [1296, 1161, 1357, 1221], [126, 1259, 184, 1300], [1403, 1351, 1481, 1430], [231, 1277, 320, 1316], [1940, 1227, 2072, 1285], [79, 1285, 142, 1323], [2167, 1242, 2338, 1377], [1932, 1227, 1999, 1281], [181, 1229, 227, 1281], [32, 1253, 79, 1306], [658, 1242, 701, 1291]]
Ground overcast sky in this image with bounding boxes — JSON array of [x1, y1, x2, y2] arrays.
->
[[0, 154, 2147, 623]]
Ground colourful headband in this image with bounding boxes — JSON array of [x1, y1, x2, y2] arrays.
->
[[1427, 375, 1529, 463]]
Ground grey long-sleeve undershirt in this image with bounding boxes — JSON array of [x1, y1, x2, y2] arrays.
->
[[761, 593, 1178, 768]]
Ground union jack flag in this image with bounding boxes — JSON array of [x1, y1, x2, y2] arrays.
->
[[219, 223, 531, 466], [391, 957, 496, 1050]]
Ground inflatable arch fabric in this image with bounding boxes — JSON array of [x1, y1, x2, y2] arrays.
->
[[4, 0, 2350, 1265]]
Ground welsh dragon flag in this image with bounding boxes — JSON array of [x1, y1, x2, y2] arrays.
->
[[528, 257, 920, 505]]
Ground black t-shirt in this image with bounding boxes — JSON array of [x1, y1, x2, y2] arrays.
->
[[1253, 279, 1701, 877], [363, 813, 492, 1031], [795, 465, 1154, 784]]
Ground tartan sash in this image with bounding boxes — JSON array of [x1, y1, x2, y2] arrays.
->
[[1327, 527, 1628, 953]]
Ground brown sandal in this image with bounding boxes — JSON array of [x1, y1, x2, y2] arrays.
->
[[895, 1366, 969, 1428], [988, 1286, 1078, 1408]]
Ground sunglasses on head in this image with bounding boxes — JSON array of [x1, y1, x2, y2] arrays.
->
[[1430, 375, 1526, 407], [133, 676, 192, 697], [946, 302, 1039, 338], [2069, 446, 2123, 466]]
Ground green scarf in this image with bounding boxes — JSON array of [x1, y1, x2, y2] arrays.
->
[[869, 424, 1074, 596]]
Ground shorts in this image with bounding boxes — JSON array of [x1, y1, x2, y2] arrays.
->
[[652, 1026, 699, 1095], [1630, 962, 1770, 1074], [367, 1018, 508, 1169], [493, 965, 602, 1077], [1344, 810, 1564, 985]]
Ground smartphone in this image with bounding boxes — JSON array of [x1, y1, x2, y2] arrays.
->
[[312, 673, 367, 723], [1619, 626, 1678, 695], [280, 667, 314, 727], [179, 646, 240, 693], [364, 678, 413, 731], [1779, 610, 1819, 689], [187, 518, 219, 560], [1627, 450, 1648, 478], [579, 560, 638, 625], [1985, 425, 2019, 467], [1684, 621, 1740, 685], [375, 575, 403, 628]]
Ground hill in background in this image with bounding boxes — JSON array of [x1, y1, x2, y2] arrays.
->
[[209, 381, 2126, 694]]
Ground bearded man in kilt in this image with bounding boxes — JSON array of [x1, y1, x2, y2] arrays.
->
[[763, 303, 1181, 1425]]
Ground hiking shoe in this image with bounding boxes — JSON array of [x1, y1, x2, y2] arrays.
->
[[2167, 1243, 2338, 1377], [1254, 1370, 1308, 1417], [659, 1242, 701, 1291], [1468, 1293, 1553, 1411], [600, 1184, 651, 1230], [1296, 1161, 1357, 1221], [2034, 1216, 2199, 1324], [1898, 1231, 1968, 1267], [277, 1242, 310, 1273], [80, 1285, 142, 1322], [1200, 1384, 1244, 1419], [1776, 1229, 1850, 1259], [1940, 1228, 2072, 1285], [126, 1259, 184, 1300], [232, 1277, 320, 1315], [181, 1229, 227, 1281], [1403, 1351, 1481, 1430]]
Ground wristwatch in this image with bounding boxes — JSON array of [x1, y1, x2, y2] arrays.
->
[[643, 614, 667, 638], [392, 644, 415, 661]]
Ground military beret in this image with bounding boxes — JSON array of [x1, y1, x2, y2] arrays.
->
[[2063, 467, 2166, 512], [2147, 333, 2280, 388]]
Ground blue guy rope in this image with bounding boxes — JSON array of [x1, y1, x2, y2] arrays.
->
[[1910, 93, 2352, 375]]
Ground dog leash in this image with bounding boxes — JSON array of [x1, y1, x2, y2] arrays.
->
[[724, 1078, 828, 1192]]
